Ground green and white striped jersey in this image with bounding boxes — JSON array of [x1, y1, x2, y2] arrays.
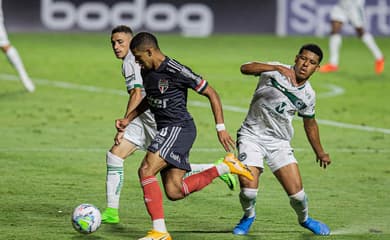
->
[[239, 62, 316, 141]]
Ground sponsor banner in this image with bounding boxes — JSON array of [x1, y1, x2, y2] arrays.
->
[[3, 0, 389, 36], [276, 0, 390, 36], [3, 0, 276, 36]]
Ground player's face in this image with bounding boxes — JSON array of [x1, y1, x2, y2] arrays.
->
[[131, 48, 153, 70], [111, 32, 131, 59], [294, 50, 320, 81]]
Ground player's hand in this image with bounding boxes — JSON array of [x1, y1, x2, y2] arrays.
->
[[115, 118, 129, 132], [316, 152, 331, 169], [277, 65, 297, 86], [217, 130, 236, 152], [114, 131, 125, 145]]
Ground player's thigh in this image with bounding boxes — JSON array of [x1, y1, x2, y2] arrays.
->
[[273, 163, 302, 195], [123, 117, 152, 151], [330, 5, 347, 26], [237, 137, 265, 188], [110, 139, 138, 159], [138, 151, 168, 177], [348, 4, 365, 28]]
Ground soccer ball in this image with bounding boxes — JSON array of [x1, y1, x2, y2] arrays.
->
[[71, 203, 101, 234]]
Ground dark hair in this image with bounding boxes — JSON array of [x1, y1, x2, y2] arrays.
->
[[111, 25, 133, 36], [299, 44, 323, 63], [130, 32, 159, 50]]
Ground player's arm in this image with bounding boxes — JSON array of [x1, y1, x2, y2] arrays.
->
[[115, 96, 149, 133], [124, 87, 143, 118], [200, 85, 235, 152], [241, 62, 297, 85], [113, 87, 144, 144], [303, 117, 331, 169]]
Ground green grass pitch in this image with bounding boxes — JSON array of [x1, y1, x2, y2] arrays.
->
[[0, 33, 389, 239]]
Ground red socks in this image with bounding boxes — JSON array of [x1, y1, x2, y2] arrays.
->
[[141, 176, 164, 220], [182, 166, 219, 196]]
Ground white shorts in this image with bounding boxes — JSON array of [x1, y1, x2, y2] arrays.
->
[[330, 4, 365, 28], [123, 110, 157, 151], [237, 135, 297, 173], [0, 20, 9, 46]]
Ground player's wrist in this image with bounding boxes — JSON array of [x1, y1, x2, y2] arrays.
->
[[216, 123, 226, 132]]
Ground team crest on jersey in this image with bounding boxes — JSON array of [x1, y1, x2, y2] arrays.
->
[[238, 152, 247, 161], [159, 79, 169, 94]]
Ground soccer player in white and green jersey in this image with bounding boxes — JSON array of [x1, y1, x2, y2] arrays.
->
[[232, 44, 331, 236], [102, 26, 237, 224]]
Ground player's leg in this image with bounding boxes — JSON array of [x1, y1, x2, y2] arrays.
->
[[138, 151, 171, 240], [351, 4, 384, 74], [356, 28, 385, 74], [232, 139, 264, 235], [320, 21, 343, 72], [0, 23, 34, 92], [102, 118, 147, 224], [320, 4, 346, 73], [233, 166, 261, 235], [101, 138, 138, 224], [186, 159, 238, 191], [273, 163, 330, 235]]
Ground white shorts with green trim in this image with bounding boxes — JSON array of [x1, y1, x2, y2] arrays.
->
[[237, 134, 297, 173]]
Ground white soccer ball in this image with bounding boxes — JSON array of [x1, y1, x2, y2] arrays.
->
[[71, 203, 101, 234]]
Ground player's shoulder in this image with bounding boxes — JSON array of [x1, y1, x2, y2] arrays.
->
[[163, 57, 201, 80]]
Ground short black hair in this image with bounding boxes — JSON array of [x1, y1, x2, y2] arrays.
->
[[130, 32, 159, 50], [299, 44, 323, 63], [111, 25, 133, 36]]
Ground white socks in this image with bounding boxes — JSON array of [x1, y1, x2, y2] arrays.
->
[[6, 46, 35, 92], [362, 32, 383, 60], [239, 188, 258, 218], [329, 34, 342, 65], [153, 219, 168, 233], [239, 188, 309, 223], [106, 151, 124, 209], [289, 189, 308, 223]]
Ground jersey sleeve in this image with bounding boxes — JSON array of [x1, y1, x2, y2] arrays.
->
[[122, 61, 143, 91], [168, 58, 208, 93], [181, 66, 208, 93]]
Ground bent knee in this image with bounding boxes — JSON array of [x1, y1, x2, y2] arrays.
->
[[165, 191, 185, 201]]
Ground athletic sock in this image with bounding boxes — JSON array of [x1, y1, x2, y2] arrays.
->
[[362, 32, 383, 60], [6, 46, 30, 81], [106, 151, 124, 209], [289, 189, 309, 223], [329, 34, 342, 65], [140, 176, 166, 232], [239, 188, 258, 218], [181, 167, 219, 196]]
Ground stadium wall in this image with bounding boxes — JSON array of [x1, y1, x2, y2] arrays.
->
[[3, 0, 390, 36]]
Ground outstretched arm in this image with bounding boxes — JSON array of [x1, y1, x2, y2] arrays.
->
[[303, 117, 331, 169], [201, 85, 235, 152], [241, 62, 297, 86]]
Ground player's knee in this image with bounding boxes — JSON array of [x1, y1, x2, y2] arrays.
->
[[165, 188, 184, 201], [240, 188, 258, 201], [289, 189, 306, 203], [1, 45, 11, 52]]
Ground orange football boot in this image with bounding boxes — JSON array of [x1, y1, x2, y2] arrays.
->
[[319, 63, 338, 73], [375, 58, 385, 75]]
